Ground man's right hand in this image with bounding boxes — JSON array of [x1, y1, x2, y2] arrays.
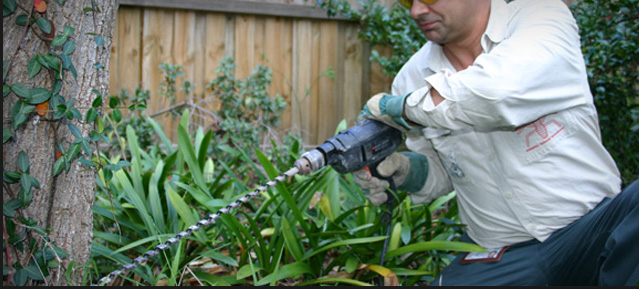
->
[[353, 152, 411, 206]]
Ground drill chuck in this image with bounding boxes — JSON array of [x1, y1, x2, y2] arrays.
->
[[294, 119, 403, 175]]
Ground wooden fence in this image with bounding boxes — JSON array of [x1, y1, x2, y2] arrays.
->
[[109, 0, 395, 146]]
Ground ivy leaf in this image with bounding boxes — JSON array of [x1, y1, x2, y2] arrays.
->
[[94, 36, 104, 47], [3, 84, 10, 97], [14, 267, 28, 286], [112, 109, 122, 122], [62, 40, 75, 55], [18, 151, 29, 173], [3, 127, 14, 143], [51, 35, 68, 47], [43, 54, 61, 71], [28, 88, 51, 104], [85, 108, 97, 123], [11, 83, 31, 98], [63, 25, 74, 36], [3, 0, 17, 17], [27, 57, 42, 79], [35, 17, 51, 35], [3, 60, 9, 80], [108, 96, 119, 108], [91, 95, 102, 108], [52, 157, 65, 176], [3, 199, 22, 218], [68, 124, 83, 139], [61, 54, 72, 69], [52, 81, 62, 95], [20, 174, 32, 194], [15, 14, 27, 26]]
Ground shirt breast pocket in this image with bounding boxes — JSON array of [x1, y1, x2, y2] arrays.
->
[[430, 136, 476, 185], [506, 110, 577, 165]]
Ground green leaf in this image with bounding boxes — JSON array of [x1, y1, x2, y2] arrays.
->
[[255, 262, 313, 286], [68, 124, 82, 139], [302, 236, 388, 261], [17, 151, 29, 173], [281, 218, 304, 261], [61, 54, 71, 69], [36, 17, 51, 34], [167, 188, 200, 237], [401, 222, 411, 245], [23, 264, 45, 281], [345, 256, 358, 274], [51, 35, 68, 47], [27, 57, 42, 79], [148, 161, 166, 233], [11, 83, 31, 98], [111, 109, 122, 122], [85, 108, 97, 123], [386, 241, 486, 259], [15, 13, 27, 26], [14, 267, 28, 286], [3, 199, 21, 218], [94, 36, 104, 47], [177, 110, 207, 191], [3, 0, 17, 17], [27, 87, 51, 104], [236, 264, 264, 280], [3, 84, 10, 97], [52, 157, 65, 176], [200, 250, 239, 267], [62, 25, 74, 36], [298, 277, 372, 286], [3, 127, 14, 143], [62, 40, 75, 55], [92, 95, 103, 108]]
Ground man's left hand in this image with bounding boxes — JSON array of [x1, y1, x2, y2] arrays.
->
[[357, 92, 414, 133]]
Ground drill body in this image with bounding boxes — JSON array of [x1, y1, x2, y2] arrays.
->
[[295, 119, 403, 175]]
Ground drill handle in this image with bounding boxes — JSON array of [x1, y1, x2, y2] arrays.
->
[[367, 160, 397, 210]]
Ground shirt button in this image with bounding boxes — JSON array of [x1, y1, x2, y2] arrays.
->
[[505, 192, 513, 198]]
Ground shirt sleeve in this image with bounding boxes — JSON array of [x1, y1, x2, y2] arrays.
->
[[405, 0, 591, 131]]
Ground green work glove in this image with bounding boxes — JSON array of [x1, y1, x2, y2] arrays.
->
[[357, 92, 414, 133], [353, 152, 429, 206]]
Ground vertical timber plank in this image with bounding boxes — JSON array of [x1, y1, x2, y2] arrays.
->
[[234, 14, 256, 79], [109, 7, 142, 96], [342, 22, 364, 127], [142, 8, 176, 138], [264, 17, 294, 140], [309, 21, 321, 145], [292, 20, 313, 145], [317, 21, 338, 143]]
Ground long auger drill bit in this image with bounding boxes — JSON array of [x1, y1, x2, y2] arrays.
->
[[95, 167, 300, 286]]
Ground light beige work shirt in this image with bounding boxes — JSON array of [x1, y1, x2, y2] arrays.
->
[[392, 0, 621, 248]]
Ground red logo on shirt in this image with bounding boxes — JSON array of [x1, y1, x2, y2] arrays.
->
[[516, 116, 564, 152]]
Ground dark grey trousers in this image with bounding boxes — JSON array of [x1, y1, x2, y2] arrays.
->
[[433, 180, 639, 286]]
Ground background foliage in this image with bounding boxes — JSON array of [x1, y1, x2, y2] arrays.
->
[[570, 0, 639, 186]]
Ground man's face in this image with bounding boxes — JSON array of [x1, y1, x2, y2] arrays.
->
[[409, 0, 485, 45]]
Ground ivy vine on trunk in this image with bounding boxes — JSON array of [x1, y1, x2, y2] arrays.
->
[[3, 0, 118, 285]]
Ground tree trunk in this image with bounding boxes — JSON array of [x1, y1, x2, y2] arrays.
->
[[3, 0, 118, 285]]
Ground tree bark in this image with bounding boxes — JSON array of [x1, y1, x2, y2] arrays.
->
[[3, 0, 118, 285]]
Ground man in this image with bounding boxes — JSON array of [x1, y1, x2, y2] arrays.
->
[[355, 0, 638, 285]]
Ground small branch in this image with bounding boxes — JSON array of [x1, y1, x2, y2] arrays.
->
[[3, 216, 13, 284]]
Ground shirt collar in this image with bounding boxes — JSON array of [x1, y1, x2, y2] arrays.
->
[[424, 0, 509, 73], [482, 0, 509, 50]]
